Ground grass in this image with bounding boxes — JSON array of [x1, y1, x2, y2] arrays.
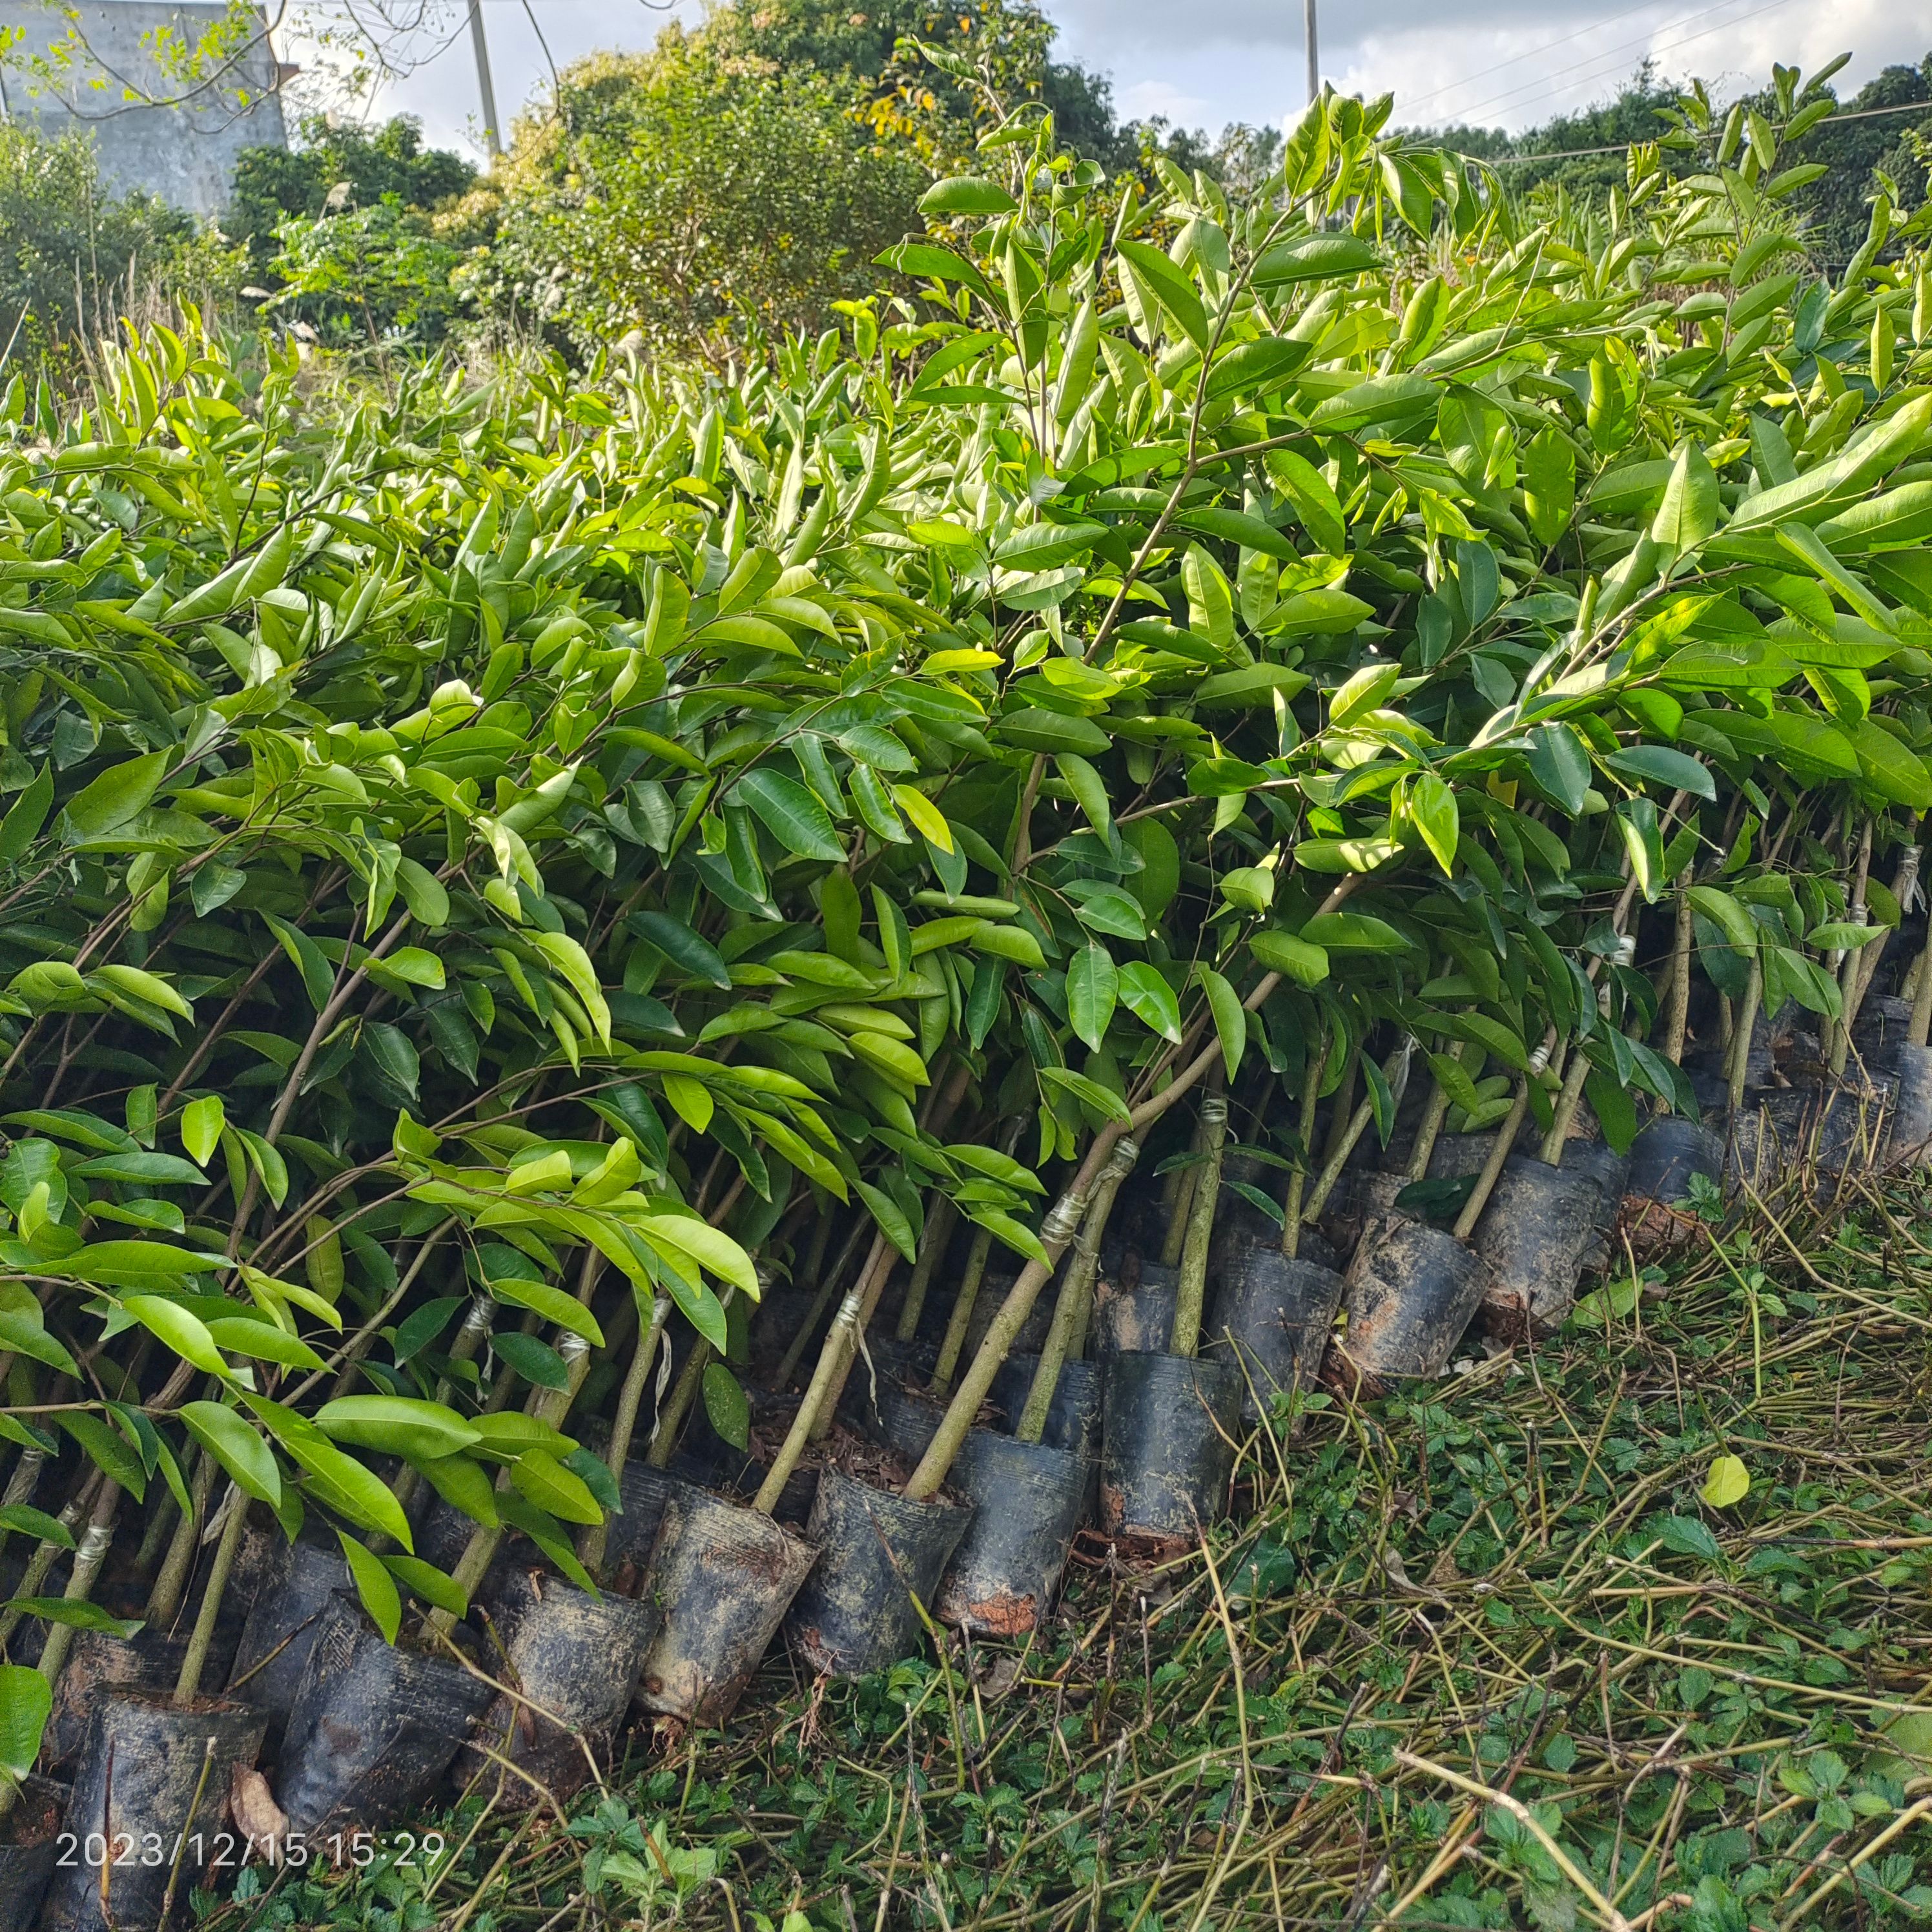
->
[[210, 1170, 1932, 1932]]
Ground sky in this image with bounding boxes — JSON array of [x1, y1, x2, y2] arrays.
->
[[312, 0, 1928, 164]]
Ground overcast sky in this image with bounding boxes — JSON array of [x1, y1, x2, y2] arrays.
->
[[320, 0, 1927, 163]]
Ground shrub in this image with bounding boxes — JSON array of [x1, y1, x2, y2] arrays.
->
[[474, 34, 929, 360], [265, 194, 467, 345], [227, 114, 478, 272], [0, 121, 242, 373]]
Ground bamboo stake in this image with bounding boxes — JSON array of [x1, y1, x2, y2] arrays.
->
[[1404, 1041, 1464, 1184], [1453, 1030, 1559, 1241], [1299, 1040, 1412, 1227], [930, 1222, 993, 1395], [1729, 954, 1763, 1115], [894, 1193, 957, 1344], [752, 1286, 861, 1516], [1016, 1136, 1136, 1443], [1279, 1022, 1327, 1259], [174, 1486, 249, 1705], [1169, 1089, 1229, 1359], [1158, 1115, 1204, 1268]]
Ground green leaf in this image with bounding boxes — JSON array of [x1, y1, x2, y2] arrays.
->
[[1330, 662, 1401, 728], [1700, 1455, 1750, 1508], [1408, 772, 1459, 874], [1523, 426, 1576, 548], [181, 1094, 225, 1166], [487, 1272, 605, 1344], [1066, 942, 1118, 1052], [1039, 1065, 1131, 1125], [854, 1178, 918, 1263], [0, 1663, 50, 1781], [1526, 723, 1591, 814], [1300, 911, 1410, 952], [204, 1317, 327, 1372], [338, 1531, 402, 1643], [493, 1331, 570, 1390], [701, 1362, 751, 1451], [1651, 1514, 1725, 1564], [0, 1504, 71, 1549], [0, 765, 52, 862], [1116, 238, 1209, 350], [918, 176, 1018, 216], [1603, 745, 1716, 801], [7, 1599, 141, 1637], [1116, 961, 1182, 1042], [64, 750, 167, 838], [262, 909, 336, 1011], [510, 1446, 603, 1526], [285, 1433, 413, 1547], [738, 768, 845, 862], [635, 1213, 760, 1298], [1197, 965, 1246, 1080], [1053, 754, 1111, 842], [123, 1294, 230, 1380], [314, 1395, 482, 1462], [1264, 448, 1347, 557], [1652, 440, 1720, 551], [627, 912, 732, 988], [380, 1553, 468, 1620], [1251, 232, 1381, 285], [180, 1400, 282, 1506], [1249, 930, 1329, 985]]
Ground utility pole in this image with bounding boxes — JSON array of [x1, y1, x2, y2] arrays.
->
[[466, 0, 501, 158], [1303, 0, 1319, 106]]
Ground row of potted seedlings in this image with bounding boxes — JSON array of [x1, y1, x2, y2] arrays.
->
[[9, 919, 1926, 1932]]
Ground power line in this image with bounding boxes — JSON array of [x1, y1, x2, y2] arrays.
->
[[1401, 0, 1703, 118], [1467, 92, 1932, 167], [1447, 0, 1803, 127]]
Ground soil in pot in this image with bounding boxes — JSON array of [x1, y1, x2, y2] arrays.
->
[[1472, 1155, 1604, 1337], [934, 1432, 1087, 1636], [1204, 1248, 1345, 1418], [38, 1695, 264, 1932], [869, 1382, 949, 1463], [274, 1594, 494, 1837], [1096, 1351, 1245, 1551], [1091, 1259, 1177, 1357], [0, 1776, 66, 1932], [633, 1487, 818, 1726], [784, 1466, 974, 1678], [226, 1539, 347, 1747], [1337, 1218, 1492, 1381], [462, 1570, 661, 1801]]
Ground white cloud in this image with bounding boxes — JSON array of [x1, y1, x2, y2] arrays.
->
[[340, 0, 1929, 163], [1115, 77, 1213, 126]]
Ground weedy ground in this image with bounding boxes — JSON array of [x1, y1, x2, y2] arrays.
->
[[211, 1174, 1932, 1932]]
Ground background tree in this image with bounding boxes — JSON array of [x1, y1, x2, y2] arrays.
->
[[227, 115, 477, 275], [474, 31, 930, 360]]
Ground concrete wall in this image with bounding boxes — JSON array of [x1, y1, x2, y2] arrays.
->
[[0, 1, 286, 216]]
